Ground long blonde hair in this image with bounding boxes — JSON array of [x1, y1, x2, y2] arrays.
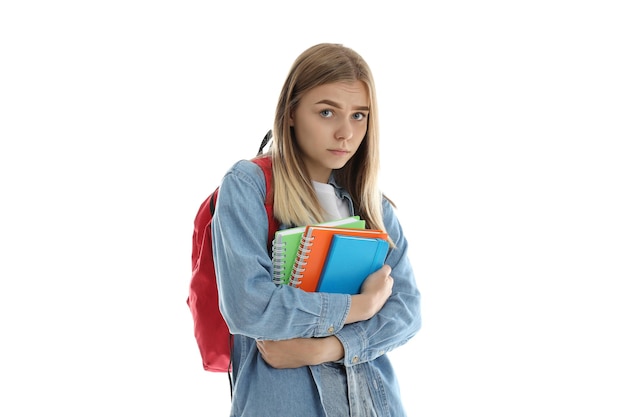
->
[[268, 43, 390, 232]]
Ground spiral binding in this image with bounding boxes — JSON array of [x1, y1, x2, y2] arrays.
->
[[288, 236, 314, 287], [271, 239, 286, 284]]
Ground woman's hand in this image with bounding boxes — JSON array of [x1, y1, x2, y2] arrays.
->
[[257, 336, 344, 369], [346, 264, 393, 324]]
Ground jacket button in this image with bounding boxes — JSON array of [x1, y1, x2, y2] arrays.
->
[[327, 326, 334, 333], [352, 356, 359, 364]]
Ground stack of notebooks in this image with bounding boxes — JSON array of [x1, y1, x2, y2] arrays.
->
[[271, 216, 389, 294]]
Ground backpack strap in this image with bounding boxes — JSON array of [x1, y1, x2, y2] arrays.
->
[[257, 130, 273, 156], [251, 154, 280, 248]]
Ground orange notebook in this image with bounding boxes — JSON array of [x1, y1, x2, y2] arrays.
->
[[288, 225, 389, 292]]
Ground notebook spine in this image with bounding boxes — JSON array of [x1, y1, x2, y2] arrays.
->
[[288, 235, 313, 287], [271, 240, 286, 284]]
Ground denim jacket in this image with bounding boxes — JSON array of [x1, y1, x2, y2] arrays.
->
[[212, 159, 421, 417]]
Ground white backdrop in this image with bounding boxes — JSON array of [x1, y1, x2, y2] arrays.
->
[[1, 1, 625, 416]]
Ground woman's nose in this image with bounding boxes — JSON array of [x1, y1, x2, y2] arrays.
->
[[334, 119, 353, 141]]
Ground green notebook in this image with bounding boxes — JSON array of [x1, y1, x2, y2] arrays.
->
[[271, 215, 365, 285]]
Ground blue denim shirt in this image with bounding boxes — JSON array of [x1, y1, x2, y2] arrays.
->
[[212, 159, 421, 417]]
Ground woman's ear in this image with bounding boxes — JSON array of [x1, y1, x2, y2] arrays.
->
[[289, 110, 295, 126]]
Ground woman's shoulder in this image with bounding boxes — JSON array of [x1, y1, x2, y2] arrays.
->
[[225, 158, 265, 179], [381, 194, 401, 227], [220, 158, 268, 193]]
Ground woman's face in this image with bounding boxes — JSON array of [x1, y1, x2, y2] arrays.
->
[[290, 81, 369, 183]]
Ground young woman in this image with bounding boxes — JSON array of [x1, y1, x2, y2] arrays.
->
[[211, 43, 421, 417]]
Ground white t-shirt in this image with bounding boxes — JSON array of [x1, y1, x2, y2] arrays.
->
[[312, 180, 350, 221]]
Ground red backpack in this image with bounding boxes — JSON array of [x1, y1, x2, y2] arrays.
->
[[187, 132, 280, 372]]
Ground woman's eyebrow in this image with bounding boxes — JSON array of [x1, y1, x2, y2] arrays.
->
[[315, 99, 369, 111]]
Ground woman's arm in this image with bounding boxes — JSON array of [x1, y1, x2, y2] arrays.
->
[[255, 264, 395, 368], [213, 160, 354, 340], [334, 197, 422, 366], [256, 336, 343, 368]]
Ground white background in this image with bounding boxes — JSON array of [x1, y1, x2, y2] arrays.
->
[[1, 1, 625, 416]]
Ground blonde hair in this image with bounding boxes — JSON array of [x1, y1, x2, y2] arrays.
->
[[268, 43, 391, 233]]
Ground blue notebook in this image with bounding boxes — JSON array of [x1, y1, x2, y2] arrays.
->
[[316, 234, 390, 294]]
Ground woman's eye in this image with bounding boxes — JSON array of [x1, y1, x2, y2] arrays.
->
[[320, 109, 333, 118], [353, 112, 366, 121]]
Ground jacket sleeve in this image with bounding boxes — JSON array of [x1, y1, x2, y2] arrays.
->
[[334, 197, 422, 366], [212, 160, 352, 340]]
